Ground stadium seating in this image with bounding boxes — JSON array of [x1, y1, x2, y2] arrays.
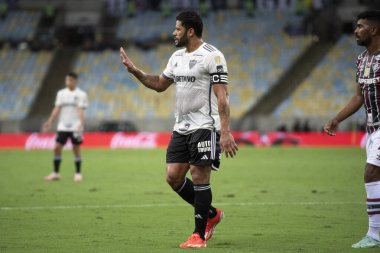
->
[[0, 11, 41, 41], [79, 10, 312, 120], [74, 46, 175, 120], [273, 35, 364, 119], [0, 49, 52, 120]]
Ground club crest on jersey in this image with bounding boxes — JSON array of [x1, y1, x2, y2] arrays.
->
[[189, 59, 197, 69]]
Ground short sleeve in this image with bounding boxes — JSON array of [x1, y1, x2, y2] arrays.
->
[[78, 92, 88, 109], [162, 53, 175, 80], [206, 51, 228, 85], [55, 91, 62, 107]]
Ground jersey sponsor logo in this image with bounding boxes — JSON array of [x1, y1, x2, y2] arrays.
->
[[358, 77, 380, 85], [174, 75, 196, 83], [189, 59, 197, 69], [198, 141, 211, 152]]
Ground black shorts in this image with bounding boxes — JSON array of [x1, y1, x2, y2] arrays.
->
[[166, 129, 221, 171], [56, 131, 83, 145]]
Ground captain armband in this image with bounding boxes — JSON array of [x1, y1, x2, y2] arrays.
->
[[210, 72, 228, 85]]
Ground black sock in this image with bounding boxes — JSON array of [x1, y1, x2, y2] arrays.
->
[[175, 177, 194, 205], [175, 178, 217, 218], [75, 157, 81, 174], [54, 156, 61, 173], [208, 205, 217, 219], [193, 184, 212, 240]]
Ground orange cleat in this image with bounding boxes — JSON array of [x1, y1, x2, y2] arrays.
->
[[179, 233, 206, 248], [205, 208, 224, 241]]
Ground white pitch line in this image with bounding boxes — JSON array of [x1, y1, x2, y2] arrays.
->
[[0, 201, 362, 212]]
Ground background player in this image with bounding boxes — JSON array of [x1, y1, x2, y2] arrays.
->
[[324, 10, 380, 248], [43, 72, 88, 182], [120, 11, 238, 248]]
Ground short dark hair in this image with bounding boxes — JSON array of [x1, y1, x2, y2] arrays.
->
[[357, 10, 380, 24], [66, 72, 78, 79], [176, 11, 203, 38]]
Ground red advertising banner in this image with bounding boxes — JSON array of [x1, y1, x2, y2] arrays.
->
[[0, 131, 367, 150]]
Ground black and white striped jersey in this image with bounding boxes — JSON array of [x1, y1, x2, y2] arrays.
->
[[163, 42, 228, 135]]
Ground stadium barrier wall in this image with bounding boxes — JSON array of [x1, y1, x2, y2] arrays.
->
[[0, 131, 366, 149]]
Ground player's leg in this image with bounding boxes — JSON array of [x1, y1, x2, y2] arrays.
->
[[71, 132, 83, 182], [190, 164, 212, 241], [166, 131, 219, 216], [179, 164, 211, 249], [179, 129, 222, 248], [352, 132, 380, 248], [44, 132, 66, 181]]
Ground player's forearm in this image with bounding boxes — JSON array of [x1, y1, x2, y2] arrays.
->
[[128, 66, 163, 92], [218, 97, 231, 133], [47, 107, 60, 123], [78, 109, 85, 126], [333, 95, 363, 123]]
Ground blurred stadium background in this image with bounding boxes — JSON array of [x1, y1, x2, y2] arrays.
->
[[0, 0, 375, 134]]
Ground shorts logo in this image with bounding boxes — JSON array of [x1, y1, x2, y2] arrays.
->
[[201, 154, 208, 160], [198, 141, 211, 153]]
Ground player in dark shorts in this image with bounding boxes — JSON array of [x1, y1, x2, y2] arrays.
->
[[43, 72, 88, 182], [324, 10, 380, 248], [120, 11, 238, 248]]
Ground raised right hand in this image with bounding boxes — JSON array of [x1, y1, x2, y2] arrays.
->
[[120, 47, 135, 72]]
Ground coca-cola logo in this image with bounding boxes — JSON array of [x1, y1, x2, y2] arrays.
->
[[25, 133, 72, 150], [110, 132, 157, 149]]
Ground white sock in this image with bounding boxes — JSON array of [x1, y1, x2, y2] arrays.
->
[[365, 181, 380, 241]]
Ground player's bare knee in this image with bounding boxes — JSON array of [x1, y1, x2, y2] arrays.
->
[[166, 174, 182, 189], [365, 164, 380, 183], [54, 144, 62, 155]]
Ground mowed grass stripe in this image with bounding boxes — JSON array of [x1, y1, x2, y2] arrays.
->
[[0, 201, 363, 211]]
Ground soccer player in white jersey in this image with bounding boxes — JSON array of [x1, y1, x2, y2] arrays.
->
[[120, 11, 238, 248], [324, 10, 380, 248], [43, 72, 88, 182]]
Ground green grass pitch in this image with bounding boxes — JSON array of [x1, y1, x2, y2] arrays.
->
[[0, 147, 377, 252]]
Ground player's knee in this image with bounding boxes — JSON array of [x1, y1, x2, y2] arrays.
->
[[365, 164, 380, 183], [54, 145, 62, 154], [166, 174, 182, 189]]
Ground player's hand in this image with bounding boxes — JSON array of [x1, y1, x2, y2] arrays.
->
[[42, 121, 51, 132], [120, 47, 135, 72], [220, 131, 238, 158], [323, 119, 339, 136]]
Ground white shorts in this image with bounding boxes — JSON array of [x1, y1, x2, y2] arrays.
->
[[366, 130, 380, 166]]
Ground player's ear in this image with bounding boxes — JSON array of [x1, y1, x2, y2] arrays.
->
[[187, 27, 194, 37], [371, 23, 380, 36]]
